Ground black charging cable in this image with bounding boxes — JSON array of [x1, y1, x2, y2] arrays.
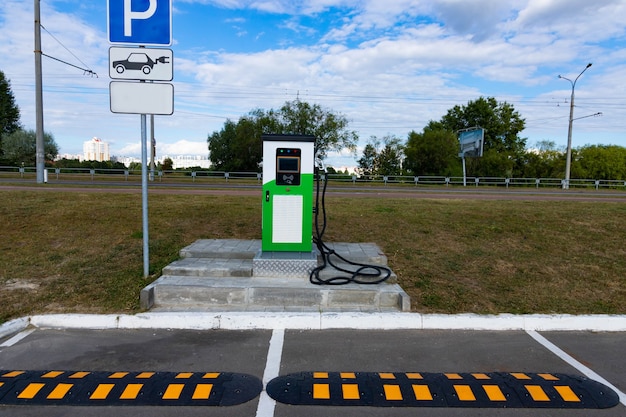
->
[[309, 167, 392, 285]]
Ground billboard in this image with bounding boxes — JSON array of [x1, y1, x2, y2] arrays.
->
[[458, 128, 484, 158]]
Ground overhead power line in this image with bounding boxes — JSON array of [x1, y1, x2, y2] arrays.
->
[[40, 24, 97, 77], [41, 53, 97, 77]]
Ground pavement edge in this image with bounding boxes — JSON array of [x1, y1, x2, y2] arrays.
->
[[1, 313, 626, 337]]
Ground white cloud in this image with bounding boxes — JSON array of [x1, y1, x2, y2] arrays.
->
[[160, 139, 209, 155], [514, 0, 626, 41], [117, 140, 208, 158]]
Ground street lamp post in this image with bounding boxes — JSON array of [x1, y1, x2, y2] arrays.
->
[[559, 63, 592, 190]]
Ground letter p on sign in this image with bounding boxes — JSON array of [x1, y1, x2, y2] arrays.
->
[[124, 0, 157, 37], [108, 0, 172, 46]]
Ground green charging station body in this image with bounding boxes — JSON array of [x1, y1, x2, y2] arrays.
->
[[262, 134, 315, 252]]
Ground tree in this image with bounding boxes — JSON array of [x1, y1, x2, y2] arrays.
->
[[208, 117, 263, 172], [439, 97, 526, 177], [376, 136, 404, 176], [519, 141, 565, 178], [161, 157, 174, 171], [208, 100, 358, 171], [357, 135, 403, 176], [573, 145, 626, 180], [0, 71, 22, 154], [271, 100, 358, 159], [404, 127, 460, 176], [357, 142, 378, 176], [1, 129, 58, 166]]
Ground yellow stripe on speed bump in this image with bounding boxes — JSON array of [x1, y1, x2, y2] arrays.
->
[[163, 384, 185, 400], [555, 385, 581, 402], [483, 385, 506, 401], [192, 384, 213, 400], [266, 371, 620, 408], [120, 384, 143, 400], [90, 384, 115, 400], [453, 385, 476, 401], [525, 385, 550, 401], [342, 384, 360, 400], [0, 370, 262, 406], [412, 385, 433, 400], [313, 383, 330, 399], [3, 371, 25, 378], [383, 384, 403, 401], [42, 371, 64, 379], [47, 383, 73, 400], [18, 383, 46, 399]]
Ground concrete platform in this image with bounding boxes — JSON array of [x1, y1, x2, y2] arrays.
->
[[141, 239, 410, 312]]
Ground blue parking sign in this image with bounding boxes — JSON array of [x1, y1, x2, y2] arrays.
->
[[108, 0, 172, 45]]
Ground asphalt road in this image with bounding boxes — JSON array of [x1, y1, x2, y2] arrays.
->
[[0, 326, 624, 416], [1, 181, 626, 202]]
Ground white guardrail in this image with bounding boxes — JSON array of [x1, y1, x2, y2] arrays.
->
[[2, 166, 626, 190]]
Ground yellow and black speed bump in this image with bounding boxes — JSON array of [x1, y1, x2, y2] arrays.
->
[[0, 370, 262, 406], [266, 372, 619, 408]]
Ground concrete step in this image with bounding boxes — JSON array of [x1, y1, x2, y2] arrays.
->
[[317, 242, 388, 266], [161, 258, 397, 283], [180, 239, 261, 259], [162, 258, 253, 278], [141, 275, 410, 312], [142, 239, 410, 313], [179, 239, 388, 266]]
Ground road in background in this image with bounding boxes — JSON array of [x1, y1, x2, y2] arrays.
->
[[1, 182, 626, 202]]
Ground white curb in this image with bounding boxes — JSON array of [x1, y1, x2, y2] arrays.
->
[[1, 312, 625, 336]]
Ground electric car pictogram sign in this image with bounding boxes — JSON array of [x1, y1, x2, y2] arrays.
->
[[109, 47, 173, 81]]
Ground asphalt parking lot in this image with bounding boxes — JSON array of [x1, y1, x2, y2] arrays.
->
[[0, 324, 624, 416]]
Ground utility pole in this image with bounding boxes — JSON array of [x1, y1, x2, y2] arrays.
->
[[34, 0, 45, 183]]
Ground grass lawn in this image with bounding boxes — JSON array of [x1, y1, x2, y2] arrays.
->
[[1, 188, 625, 322]]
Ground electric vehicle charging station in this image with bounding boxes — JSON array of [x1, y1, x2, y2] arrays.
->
[[261, 134, 315, 253], [142, 134, 408, 310]]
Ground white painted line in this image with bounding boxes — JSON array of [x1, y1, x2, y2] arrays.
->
[[527, 330, 626, 406], [0, 328, 35, 347], [255, 328, 285, 417]]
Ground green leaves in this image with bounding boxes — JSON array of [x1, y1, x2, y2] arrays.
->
[[207, 100, 358, 170]]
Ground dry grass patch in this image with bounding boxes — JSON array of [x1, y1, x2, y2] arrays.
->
[[1, 189, 625, 321]]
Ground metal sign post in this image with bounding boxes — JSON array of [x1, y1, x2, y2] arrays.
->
[[108, 0, 173, 277], [458, 127, 485, 187], [141, 114, 149, 276]]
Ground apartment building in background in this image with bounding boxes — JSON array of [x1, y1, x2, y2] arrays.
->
[[83, 137, 110, 162]]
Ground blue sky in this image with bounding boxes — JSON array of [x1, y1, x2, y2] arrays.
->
[[1, 0, 625, 168]]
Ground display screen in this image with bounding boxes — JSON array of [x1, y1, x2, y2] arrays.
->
[[277, 156, 300, 173]]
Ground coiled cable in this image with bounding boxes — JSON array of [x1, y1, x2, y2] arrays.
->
[[309, 168, 392, 285]]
